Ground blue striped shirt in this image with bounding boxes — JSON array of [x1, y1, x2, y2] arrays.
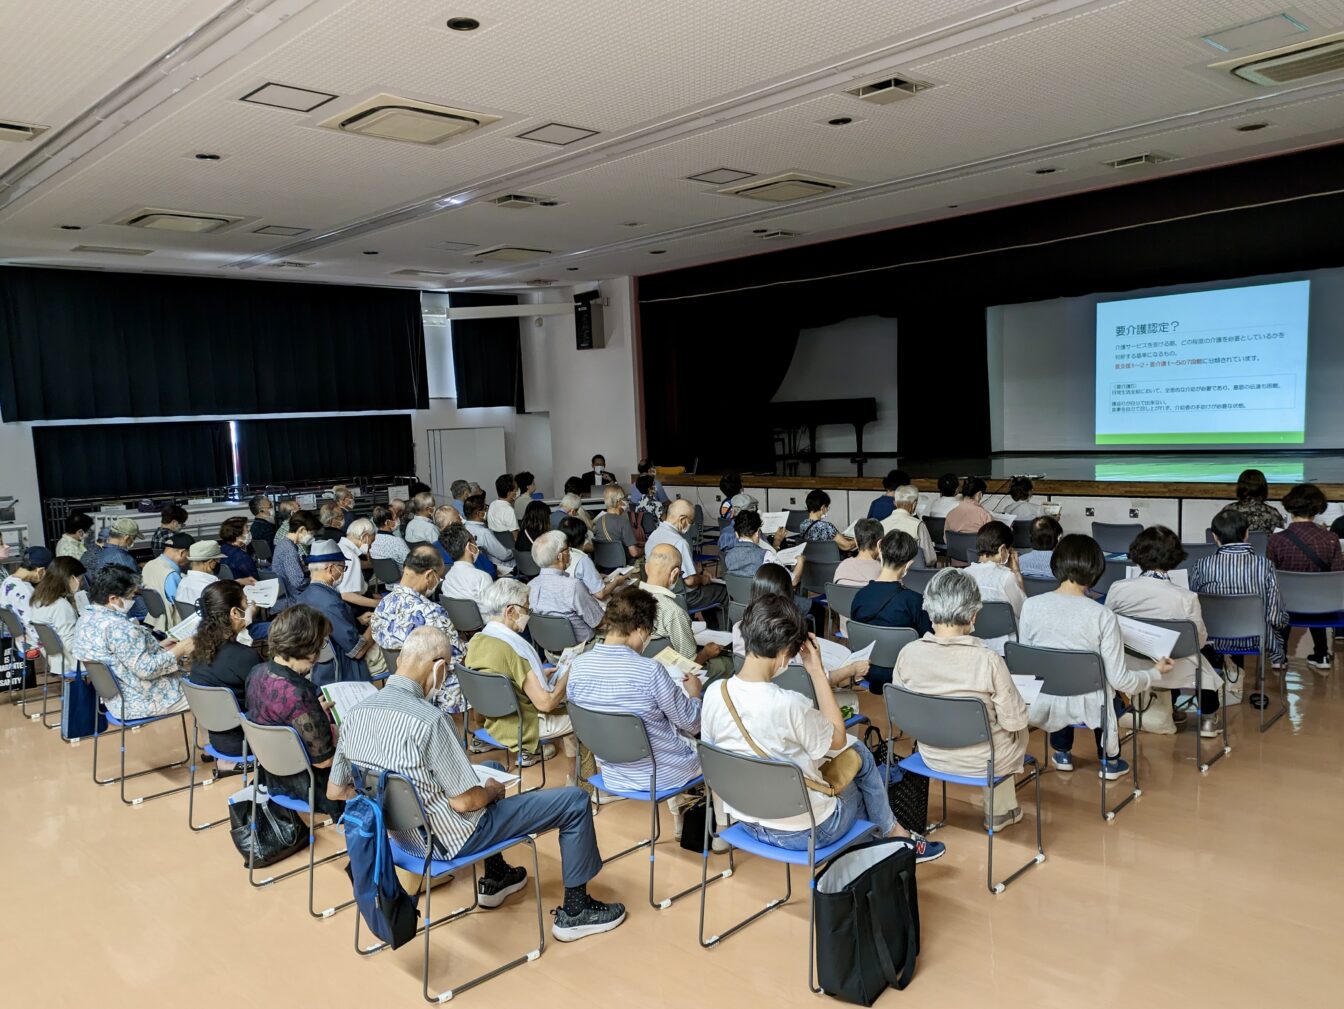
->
[[565, 643, 702, 792], [1188, 543, 1286, 659]]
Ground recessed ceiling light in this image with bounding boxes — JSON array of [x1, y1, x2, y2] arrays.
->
[[446, 16, 481, 31], [239, 82, 338, 113], [252, 224, 310, 237], [1236, 121, 1270, 132], [687, 168, 755, 185], [827, 116, 854, 126], [362, 250, 379, 255], [58, 224, 82, 230], [516, 122, 599, 146], [649, 249, 667, 255], [194, 152, 222, 161], [1033, 167, 1060, 175]]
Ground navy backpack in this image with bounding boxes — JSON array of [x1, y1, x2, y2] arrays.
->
[[342, 768, 419, 949]]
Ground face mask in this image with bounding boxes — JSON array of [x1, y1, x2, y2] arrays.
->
[[241, 531, 252, 546], [427, 658, 448, 699], [110, 597, 134, 615], [357, 542, 369, 557], [514, 612, 530, 633], [298, 531, 314, 546]]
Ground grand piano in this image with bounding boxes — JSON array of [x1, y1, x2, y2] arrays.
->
[[768, 397, 879, 476]]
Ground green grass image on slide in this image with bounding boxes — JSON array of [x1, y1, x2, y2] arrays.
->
[[1095, 431, 1305, 446], [1094, 460, 1306, 482]]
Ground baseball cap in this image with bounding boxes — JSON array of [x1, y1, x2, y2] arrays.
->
[[109, 517, 141, 538], [187, 539, 225, 562], [165, 532, 196, 551], [24, 546, 54, 568]]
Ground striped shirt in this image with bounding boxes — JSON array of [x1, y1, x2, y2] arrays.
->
[[1187, 543, 1286, 659], [328, 674, 484, 858], [565, 643, 702, 792]]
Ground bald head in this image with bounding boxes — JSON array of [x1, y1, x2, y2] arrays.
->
[[666, 499, 693, 523], [644, 543, 683, 588], [434, 505, 461, 531], [399, 626, 453, 692]]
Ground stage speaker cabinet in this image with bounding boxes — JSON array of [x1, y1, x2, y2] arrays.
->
[[574, 290, 606, 350]]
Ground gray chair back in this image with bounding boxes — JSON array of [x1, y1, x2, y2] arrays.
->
[[803, 540, 842, 564], [824, 582, 861, 620], [528, 612, 580, 653], [946, 531, 978, 565], [1204, 528, 1270, 555], [351, 767, 429, 833], [1092, 522, 1142, 554], [30, 621, 66, 658], [252, 539, 273, 562], [454, 663, 523, 721], [785, 509, 808, 533], [182, 680, 244, 734], [1022, 576, 1060, 597], [1177, 542, 1217, 569], [372, 557, 402, 586], [567, 701, 653, 766], [383, 648, 401, 673], [902, 568, 934, 594], [1093, 558, 1129, 597], [239, 718, 311, 777], [728, 600, 746, 624], [442, 597, 485, 634], [697, 738, 811, 823], [725, 574, 755, 604], [1197, 593, 1266, 642], [218, 564, 234, 582], [174, 599, 197, 622], [1276, 570, 1344, 615], [139, 587, 168, 621], [1120, 616, 1199, 659], [845, 620, 918, 667], [512, 548, 541, 579], [800, 560, 838, 596], [883, 683, 991, 750], [1003, 642, 1103, 698], [774, 664, 817, 706], [642, 636, 671, 659], [0, 607, 25, 643], [1012, 520, 1034, 549], [731, 652, 746, 674], [83, 660, 121, 705], [974, 600, 1017, 640], [592, 540, 627, 573], [922, 516, 946, 547]]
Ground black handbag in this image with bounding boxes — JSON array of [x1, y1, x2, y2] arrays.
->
[[814, 837, 921, 1004], [864, 726, 929, 834], [228, 794, 308, 868], [678, 794, 716, 853]]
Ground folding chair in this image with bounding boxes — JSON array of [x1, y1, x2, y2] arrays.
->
[[382, 648, 401, 674], [1204, 528, 1269, 555], [695, 740, 877, 993], [592, 540, 628, 574], [181, 680, 256, 831], [528, 612, 581, 655], [83, 660, 194, 805], [1124, 616, 1229, 773], [785, 509, 809, 533], [252, 539, 273, 564], [727, 601, 746, 624], [800, 542, 839, 598], [1011, 520, 1033, 550], [568, 701, 730, 909], [1091, 522, 1142, 555], [945, 531, 978, 565], [774, 664, 867, 729], [511, 548, 541, 581], [173, 599, 197, 623], [1022, 576, 1060, 597], [349, 767, 545, 1002], [884, 684, 1044, 893], [844, 621, 918, 670], [454, 664, 557, 793], [441, 597, 485, 635], [1198, 591, 1280, 733], [1092, 558, 1129, 599], [0, 608, 39, 711], [724, 573, 755, 605], [641, 636, 672, 659], [902, 567, 935, 594], [974, 601, 1018, 642], [823, 581, 860, 639], [1177, 542, 1217, 569], [923, 516, 946, 558], [237, 717, 354, 918], [1003, 642, 1139, 821], [1277, 569, 1344, 677], [372, 557, 402, 588], [139, 587, 169, 628], [27, 621, 68, 728]]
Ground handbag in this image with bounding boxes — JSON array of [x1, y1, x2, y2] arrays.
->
[[60, 671, 107, 741], [677, 794, 716, 853], [814, 837, 921, 1004], [865, 726, 928, 834], [719, 680, 862, 796], [228, 791, 309, 868]]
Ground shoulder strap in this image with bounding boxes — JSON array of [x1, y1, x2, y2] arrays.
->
[[1283, 525, 1329, 571], [719, 680, 769, 760]]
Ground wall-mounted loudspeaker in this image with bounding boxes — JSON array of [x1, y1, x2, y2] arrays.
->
[[575, 290, 605, 349]]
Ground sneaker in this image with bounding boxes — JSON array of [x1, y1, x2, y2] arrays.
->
[[467, 736, 494, 754], [1098, 757, 1130, 781], [1050, 750, 1074, 772], [984, 807, 1024, 832], [518, 742, 557, 767], [905, 833, 946, 864], [1271, 659, 1288, 671], [1307, 653, 1333, 670], [1171, 706, 1188, 727], [1199, 714, 1224, 738], [551, 897, 627, 942], [590, 791, 625, 807], [477, 865, 528, 909], [711, 835, 730, 854]]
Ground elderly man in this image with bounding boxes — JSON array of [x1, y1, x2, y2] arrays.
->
[[388, 498, 408, 537], [248, 494, 277, 549], [273, 498, 299, 542], [272, 510, 320, 605], [440, 523, 493, 604], [405, 492, 439, 545], [332, 484, 357, 531], [296, 539, 371, 685], [641, 543, 734, 681], [463, 494, 515, 575], [528, 530, 605, 645], [449, 479, 472, 517], [318, 501, 346, 543], [370, 504, 410, 566], [372, 544, 462, 710], [338, 517, 380, 610], [142, 532, 193, 628], [881, 485, 937, 568], [327, 625, 626, 942], [646, 499, 728, 625], [83, 517, 148, 621], [175, 539, 224, 607]]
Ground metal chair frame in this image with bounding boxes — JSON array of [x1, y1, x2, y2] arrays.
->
[[83, 660, 194, 805], [1, 608, 46, 714], [1197, 592, 1282, 733], [27, 620, 68, 728], [844, 620, 918, 670], [823, 581, 860, 639], [181, 680, 256, 831], [1124, 616, 1230, 773], [454, 664, 555, 794]]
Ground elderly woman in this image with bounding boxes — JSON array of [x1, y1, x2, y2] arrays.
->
[[71, 565, 195, 719], [1219, 468, 1284, 534], [894, 568, 1030, 830], [218, 516, 260, 583], [964, 521, 1025, 654], [1019, 534, 1171, 777], [593, 484, 641, 559], [799, 490, 857, 551], [701, 593, 943, 862], [1268, 482, 1344, 669], [27, 556, 85, 675], [1105, 525, 1223, 737], [1018, 515, 1063, 580]]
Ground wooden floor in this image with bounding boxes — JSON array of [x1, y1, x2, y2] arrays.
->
[[4, 653, 1342, 1009]]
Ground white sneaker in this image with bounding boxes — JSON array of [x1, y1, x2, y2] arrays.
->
[[467, 736, 494, 754], [518, 742, 557, 767]]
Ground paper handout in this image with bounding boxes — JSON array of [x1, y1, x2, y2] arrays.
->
[[244, 580, 279, 608], [320, 681, 378, 725], [1115, 614, 1180, 660]]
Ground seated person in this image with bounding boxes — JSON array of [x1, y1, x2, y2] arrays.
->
[[273, 499, 299, 541], [27, 556, 85, 676], [189, 581, 263, 759], [327, 626, 626, 941], [464, 493, 516, 575], [331, 484, 357, 531], [926, 473, 962, 519], [151, 504, 189, 557], [879, 485, 937, 568], [82, 517, 147, 621], [799, 490, 857, 552], [272, 509, 322, 604], [513, 470, 540, 523], [850, 530, 933, 692], [404, 492, 439, 545], [964, 521, 1026, 654], [893, 568, 1030, 831], [337, 518, 380, 611], [218, 517, 260, 583], [370, 503, 410, 566], [295, 540, 371, 685], [1268, 482, 1344, 668], [1019, 534, 1170, 777], [628, 459, 670, 510], [1221, 467, 1285, 534], [371, 544, 463, 711], [319, 501, 346, 544], [244, 605, 343, 817], [440, 524, 494, 605], [516, 499, 553, 551], [646, 499, 728, 622], [449, 479, 471, 517], [561, 517, 630, 602], [593, 485, 641, 559], [723, 508, 803, 589], [701, 593, 942, 861], [641, 544, 735, 681], [551, 481, 585, 528], [1000, 476, 1045, 520], [866, 469, 912, 522], [175, 539, 225, 608], [717, 472, 742, 526], [718, 493, 789, 555], [631, 473, 665, 526], [587, 453, 617, 490], [56, 511, 95, 560], [1190, 508, 1288, 674], [1105, 525, 1223, 737], [944, 477, 994, 546], [834, 519, 883, 587], [488, 473, 521, 536], [1, 545, 51, 644], [528, 530, 605, 644], [141, 532, 193, 630], [71, 565, 194, 719], [1018, 515, 1063, 580], [249, 494, 277, 550]]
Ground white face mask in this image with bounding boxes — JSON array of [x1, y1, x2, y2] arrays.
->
[[514, 611, 530, 633], [241, 531, 252, 546], [357, 542, 369, 556], [298, 531, 314, 546], [427, 658, 448, 699], [109, 596, 134, 615]]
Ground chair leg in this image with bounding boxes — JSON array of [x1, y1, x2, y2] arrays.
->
[[1194, 665, 1232, 775], [923, 779, 948, 833], [40, 671, 63, 730], [988, 766, 1046, 894], [1257, 645, 1286, 733], [698, 795, 782, 949], [643, 789, 729, 910], [117, 713, 196, 806], [307, 778, 354, 919], [189, 730, 246, 832]]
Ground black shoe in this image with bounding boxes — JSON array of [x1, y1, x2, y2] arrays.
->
[[551, 897, 627, 941], [477, 865, 528, 908], [1249, 692, 1267, 710]]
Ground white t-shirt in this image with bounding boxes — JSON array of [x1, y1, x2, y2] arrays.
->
[[337, 537, 367, 594], [487, 499, 520, 534], [926, 496, 961, 519], [442, 561, 493, 604], [175, 569, 219, 607], [700, 678, 837, 831]]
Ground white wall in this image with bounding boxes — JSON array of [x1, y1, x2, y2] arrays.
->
[[0, 422, 42, 546]]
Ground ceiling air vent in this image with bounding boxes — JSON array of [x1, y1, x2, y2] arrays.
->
[[758, 229, 801, 240], [1102, 152, 1171, 169], [843, 75, 931, 104], [474, 246, 551, 262], [718, 172, 848, 203], [71, 245, 152, 256], [489, 193, 559, 209], [391, 268, 454, 278], [1227, 35, 1344, 85], [271, 260, 316, 269], [524, 278, 555, 286], [252, 224, 310, 237], [117, 208, 243, 233], [0, 119, 48, 142], [318, 93, 500, 145]]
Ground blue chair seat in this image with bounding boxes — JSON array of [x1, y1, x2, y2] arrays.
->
[[269, 792, 314, 815], [105, 709, 184, 730], [843, 714, 869, 729], [588, 772, 703, 803], [203, 743, 256, 764], [1287, 610, 1344, 627], [471, 728, 558, 753], [370, 672, 390, 682], [390, 834, 531, 879], [899, 750, 1033, 788], [717, 818, 876, 866]]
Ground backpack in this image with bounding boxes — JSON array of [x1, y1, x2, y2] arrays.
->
[[341, 768, 419, 949]]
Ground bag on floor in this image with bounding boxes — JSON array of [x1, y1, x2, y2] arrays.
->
[[228, 789, 308, 868], [677, 793, 717, 853], [814, 837, 921, 1004], [864, 726, 929, 834], [60, 673, 106, 741], [341, 768, 419, 950]]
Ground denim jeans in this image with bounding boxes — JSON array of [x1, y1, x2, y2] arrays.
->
[[1049, 694, 1127, 760], [739, 740, 895, 850]]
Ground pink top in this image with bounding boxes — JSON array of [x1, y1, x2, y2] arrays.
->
[[944, 499, 994, 537]]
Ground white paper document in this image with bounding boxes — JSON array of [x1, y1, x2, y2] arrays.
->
[[244, 580, 279, 607], [166, 611, 200, 640], [1011, 675, 1045, 704], [760, 511, 789, 535], [774, 543, 806, 566], [320, 681, 377, 725], [1115, 614, 1180, 660], [815, 637, 874, 671], [474, 764, 521, 788], [1124, 566, 1189, 589], [386, 485, 409, 505], [991, 512, 1020, 527], [694, 629, 735, 647], [296, 493, 317, 510], [605, 565, 636, 583], [690, 620, 707, 635]]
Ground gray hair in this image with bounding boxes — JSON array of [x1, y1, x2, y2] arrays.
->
[[411, 491, 435, 516], [921, 568, 983, 627], [893, 485, 920, 509], [401, 625, 452, 671], [346, 517, 376, 541], [480, 578, 529, 620], [559, 492, 582, 512], [532, 529, 568, 568]]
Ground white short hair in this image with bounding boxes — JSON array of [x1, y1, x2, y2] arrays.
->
[[922, 568, 982, 626], [346, 517, 376, 540], [401, 625, 452, 668], [480, 578, 530, 620], [532, 529, 568, 568], [559, 492, 581, 512], [893, 485, 920, 507]]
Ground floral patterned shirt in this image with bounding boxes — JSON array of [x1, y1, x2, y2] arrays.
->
[[71, 603, 182, 719], [371, 584, 464, 712], [1, 576, 35, 643], [244, 660, 336, 801]]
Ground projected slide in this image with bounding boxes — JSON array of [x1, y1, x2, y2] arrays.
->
[[1095, 280, 1310, 445]]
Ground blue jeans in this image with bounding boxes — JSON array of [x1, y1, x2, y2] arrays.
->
[[1049, 694, 1127, 760], [451, 766, 601, 888], [740, 741, 895, 849]]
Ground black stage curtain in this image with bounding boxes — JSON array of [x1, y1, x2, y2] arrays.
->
[[0, 267, 429, 422], [450, 292, 525, 410], [237, 414, 414, 486], [33, 421, 231, 500], [639, 142, 1344, 461]]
